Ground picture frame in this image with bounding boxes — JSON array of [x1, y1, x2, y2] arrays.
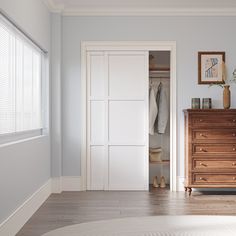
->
[[198, 51, 225, 84]]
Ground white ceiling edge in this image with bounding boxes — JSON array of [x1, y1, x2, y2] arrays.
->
[[43, 0, 64, 13], [43, 1, 236, 16], [62, 8, 236, 16]]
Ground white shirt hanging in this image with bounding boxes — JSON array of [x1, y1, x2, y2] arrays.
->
[[149, 83, 158, 135]]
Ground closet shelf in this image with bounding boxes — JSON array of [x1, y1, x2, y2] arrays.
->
[[149, 160, 170, 164], [149, 67, 170, 79], [149, 67, 170, 73]]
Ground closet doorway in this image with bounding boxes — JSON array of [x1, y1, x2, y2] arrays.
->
[[81, 41, 177, 191], [149, 51, 171, 190]]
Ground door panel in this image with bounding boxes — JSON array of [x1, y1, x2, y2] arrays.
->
[[90, 146, 105, 190], [90, 54, 105, 98], [109, 101, 145, 144], [87, 51, 148, 190], [90, 101, 105, 144], [108, 54, 147, 98], [109, 146, 147, 190]]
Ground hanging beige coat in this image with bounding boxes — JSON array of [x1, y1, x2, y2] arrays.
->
[[156, 83, 168, 134], [149, 85, 158, 135]]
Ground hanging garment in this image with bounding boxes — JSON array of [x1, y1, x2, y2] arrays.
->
[[149, 84, 158, 135], [156, 83, 168, 134], [149, 81, 169, 135]]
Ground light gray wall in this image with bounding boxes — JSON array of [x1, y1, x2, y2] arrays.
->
[[0, 0, 51, 224], [62, 16, 236, 177], [0, 137, 50, 224]]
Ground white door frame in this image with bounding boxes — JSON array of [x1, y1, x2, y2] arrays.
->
[[81, 41, 177, 191]]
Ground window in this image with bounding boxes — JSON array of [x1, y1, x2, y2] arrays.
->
[[0, 17, 43, 139]]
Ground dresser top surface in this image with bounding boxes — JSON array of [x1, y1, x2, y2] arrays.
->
[[183, 109, 236, 113]]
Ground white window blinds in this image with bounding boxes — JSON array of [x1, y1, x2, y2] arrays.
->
[[0, 19, 42, 135]]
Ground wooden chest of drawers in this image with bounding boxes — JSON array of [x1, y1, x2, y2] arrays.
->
[[184, 109, 236, 195]]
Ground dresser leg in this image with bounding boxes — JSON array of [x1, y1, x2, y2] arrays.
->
[[184, 187, 188, 192], [187, 188, 192, 196]]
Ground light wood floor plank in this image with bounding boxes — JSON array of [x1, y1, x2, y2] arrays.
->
[[16, 188, 236, 236]]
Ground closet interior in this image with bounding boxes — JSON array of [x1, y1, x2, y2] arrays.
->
[[149, 51, 171, 189]]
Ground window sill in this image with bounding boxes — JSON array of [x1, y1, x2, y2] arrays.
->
[[0, 134, 48, 148], [0, 129, 49, 147]]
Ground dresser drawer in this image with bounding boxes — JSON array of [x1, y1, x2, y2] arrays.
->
[[193, 174, 236, 184], [191, 115, 236, 127], [193, 130, 236, 141], [193, 159, 236, 170], [193, 144, 236, 155]]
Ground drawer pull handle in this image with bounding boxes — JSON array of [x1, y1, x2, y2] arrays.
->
[[233, 119, 236, 123], [199, 177, 206, 181], [199, 133, 207, 137], [199, 119, 203, 122], [199, 148, 207, 152], [233, 177, 236, 180], [233, 133, 236, 137], [233, 148, 236, 151], [199, 162, 207, 167], [232, 163, 236, 166]]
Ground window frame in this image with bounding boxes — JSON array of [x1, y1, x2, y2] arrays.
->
[[0, 14, 47, 144]]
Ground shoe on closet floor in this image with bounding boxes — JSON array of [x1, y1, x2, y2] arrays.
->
[[153, 176, 159, 188], [160, 176, 166, 188]]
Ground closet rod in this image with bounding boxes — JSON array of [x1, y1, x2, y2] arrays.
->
[[149, 77, 170, 79], [149, 70, 170, 73]]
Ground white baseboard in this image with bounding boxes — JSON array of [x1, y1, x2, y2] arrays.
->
[[61, 176, 82, 191], [0, 179, 51, 236], [51, 177, 62, 193], [0, 176, 83, 236], [51, 176, 82, 193], [177, 176, 185, 191]]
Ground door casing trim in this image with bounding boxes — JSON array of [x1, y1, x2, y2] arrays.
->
[[81, 41, 177, 191]]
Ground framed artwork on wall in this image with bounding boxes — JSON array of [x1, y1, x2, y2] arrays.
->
[[198, 51, 225, 84]]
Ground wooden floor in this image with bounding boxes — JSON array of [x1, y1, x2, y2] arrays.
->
[[17, 187, 236, 236]]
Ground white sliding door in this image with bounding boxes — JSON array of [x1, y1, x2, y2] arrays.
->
[[87, 51, 148, 190]]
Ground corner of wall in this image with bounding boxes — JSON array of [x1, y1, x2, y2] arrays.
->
[[52, 176, 82, 192]]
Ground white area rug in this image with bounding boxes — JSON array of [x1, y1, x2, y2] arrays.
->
[[42, 216, 236, 236]]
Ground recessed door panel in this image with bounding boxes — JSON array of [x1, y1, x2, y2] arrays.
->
[[90, 53, 105, 98], [90, 101, 105, 144], [109, 146, 147, 190], [109, 101, 145, 144], [90, 146, 105, 190], [108, 54, 147, 98]]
